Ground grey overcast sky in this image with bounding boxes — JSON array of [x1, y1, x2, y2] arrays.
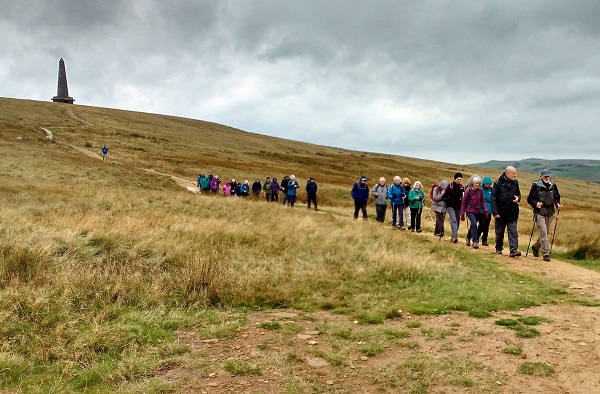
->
[[2, 0, 600, 164]]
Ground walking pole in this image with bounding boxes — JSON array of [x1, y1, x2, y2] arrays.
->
[[424, 202, 435, 224], [550, 209, 560, 254], [525, 211, 538, 257]]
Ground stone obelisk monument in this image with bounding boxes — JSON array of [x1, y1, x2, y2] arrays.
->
[[52, 58, 75, 104]]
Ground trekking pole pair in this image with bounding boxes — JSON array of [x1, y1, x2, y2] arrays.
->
[[526, 208, 561, 256], [526, 211, 538, 257]]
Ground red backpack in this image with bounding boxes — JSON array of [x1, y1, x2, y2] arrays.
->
[[430, 182, 440, 200]]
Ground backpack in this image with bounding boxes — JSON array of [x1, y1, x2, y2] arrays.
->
[[430, 182, 440, 200]]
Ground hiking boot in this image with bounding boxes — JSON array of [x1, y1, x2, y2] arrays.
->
[[473, 242, 479, 249], [466, 239, 471, 246], [543, 255, 551, 262], [531, 244, 540, 257], [482, 241, 489, 246], [452, 238, 458, 244], [391, 226, 398, 230], [509, 250, 522, 258], [416, 229, 422, 233], [496, 249, 502, 255], [399, 226, 406, 231]]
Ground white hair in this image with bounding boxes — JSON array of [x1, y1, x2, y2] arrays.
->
[[393, 175, 401, 182], [413, 181, 422, 188], [469, 175, 481, 185], [290, 175, 296, 180]]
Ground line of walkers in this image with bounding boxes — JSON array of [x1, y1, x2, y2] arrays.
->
[[352, 166, 562, 260], [197, 173, 319, 210]]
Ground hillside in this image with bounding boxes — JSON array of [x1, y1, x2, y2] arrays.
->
[[473, 158, 600, 184], [2, 97, 600, 393]]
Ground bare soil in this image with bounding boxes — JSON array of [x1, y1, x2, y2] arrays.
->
[[156, 240, 600, 394]]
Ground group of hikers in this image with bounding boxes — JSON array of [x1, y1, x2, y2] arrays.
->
[[352, 166, 562, 261], [196, 173, 319, 210], [196, 166, 562, 261]]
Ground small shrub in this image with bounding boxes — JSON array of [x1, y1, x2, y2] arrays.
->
[[518, 362, 555, 376]]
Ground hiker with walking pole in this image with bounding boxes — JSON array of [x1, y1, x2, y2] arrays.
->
[[408, 181, 426, 233], [387, 176, 406, 229], [526, 169, 562, 262]]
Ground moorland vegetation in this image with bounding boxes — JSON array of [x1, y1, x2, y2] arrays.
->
[[1, 97, 599, 392]]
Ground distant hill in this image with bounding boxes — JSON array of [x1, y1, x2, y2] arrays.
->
[[472, 158, 600, 184]]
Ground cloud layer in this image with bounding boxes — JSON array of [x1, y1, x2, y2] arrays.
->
[[2, 0, 600, 163]]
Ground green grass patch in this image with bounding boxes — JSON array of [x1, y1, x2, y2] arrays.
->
[[495, 318, 543, 338], [518, 362, 555, 376], [495, 318, 521, 327], [502, 346, 523, 356], [359, 342, 385, 357], [515, 327, 541, 338], [224, 359, 262, 376], [517, 316, 552, 325], [468, 310, 492, 318], [406, 321, 422, 329], [259, 321, 282, 330], [381, 354, 503, 392], [356, 314, 385, 325], [381, 328, 411, 339], [421, 328, 456, 340]]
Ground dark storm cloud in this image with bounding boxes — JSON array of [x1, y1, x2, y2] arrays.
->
[[2, 0, 600, 163]]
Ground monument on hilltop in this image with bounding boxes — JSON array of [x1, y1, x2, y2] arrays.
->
[[52, 58, 75, 104]]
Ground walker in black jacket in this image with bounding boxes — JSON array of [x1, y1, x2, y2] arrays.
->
[[491, 167, 521, 256]]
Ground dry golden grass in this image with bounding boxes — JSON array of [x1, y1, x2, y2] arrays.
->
[[0, 97, 598, 392]]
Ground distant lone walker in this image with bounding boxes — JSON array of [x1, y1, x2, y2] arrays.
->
[[101, 145, 109, 161]]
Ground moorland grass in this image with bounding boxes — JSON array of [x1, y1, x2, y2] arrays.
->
[[1, 97, 600, 391]]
